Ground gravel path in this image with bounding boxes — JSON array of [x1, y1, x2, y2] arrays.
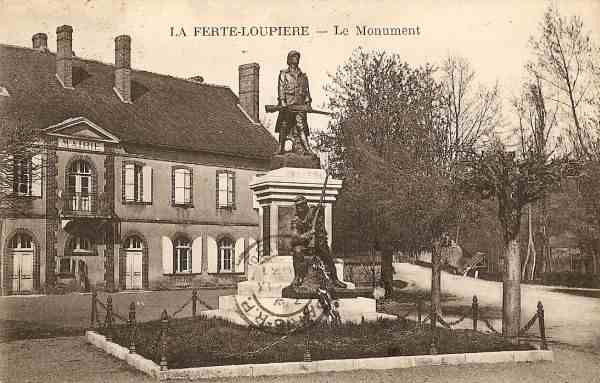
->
[[1, 336, 599, 383]]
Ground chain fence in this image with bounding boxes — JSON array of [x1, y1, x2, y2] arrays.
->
[[88, 289, 548, 371]]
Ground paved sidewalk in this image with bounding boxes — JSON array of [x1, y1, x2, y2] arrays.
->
[[1, 336, 599, 383]]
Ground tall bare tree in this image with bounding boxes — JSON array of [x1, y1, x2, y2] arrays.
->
[[527, 6, 598, 160], [513, 76, 561, 280]]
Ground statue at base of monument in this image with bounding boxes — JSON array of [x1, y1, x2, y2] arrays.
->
[[284, 195, 347, 297]]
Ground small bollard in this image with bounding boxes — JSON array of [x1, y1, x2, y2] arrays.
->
[[303, 306, 312, 362], [105, 296, 113, 342], [160, 310, 169, 371], [90, 289, 97, 328], [472, 295, 479, 331], [128, 302, 136, 353], [537, 301, 547, 350], [192, 289, 198, 317]]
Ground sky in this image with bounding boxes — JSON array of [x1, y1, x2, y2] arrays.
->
[[1, 0, 599, 140]]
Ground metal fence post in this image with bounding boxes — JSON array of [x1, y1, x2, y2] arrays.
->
[[128, 302, 136, 353], [105, 295, 113, 342], [537, 301, 547, 350], [90, 289, 97, 329], [192, 289, 198, 317], [472, 295, 479, 331], [429, 311, 437, 355], [303, 306, 312, 362], [160, 310, 169, 371]]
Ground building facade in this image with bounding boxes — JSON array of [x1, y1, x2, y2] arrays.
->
[[0, 26, 276, 295]]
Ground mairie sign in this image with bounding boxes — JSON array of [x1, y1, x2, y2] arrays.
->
[[58, 137, 104, 152]]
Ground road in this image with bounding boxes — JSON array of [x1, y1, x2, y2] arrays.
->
[[393, 263, 600, 352], [0, 288, 233, 328]]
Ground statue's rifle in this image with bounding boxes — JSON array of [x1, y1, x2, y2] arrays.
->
[[308, 169, 330, 250], [264, 104, 332, 116]]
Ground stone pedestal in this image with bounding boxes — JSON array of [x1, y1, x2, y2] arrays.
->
[[203, 167, 395, 325]]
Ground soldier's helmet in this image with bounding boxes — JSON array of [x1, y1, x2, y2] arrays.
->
[[287, 50, 301, 65], [294, 195, 308, 206]]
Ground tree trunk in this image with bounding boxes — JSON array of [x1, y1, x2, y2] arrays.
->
[[431, 240, 442, 316], [0, 220, 4, 296], [381, 247, 394, 297], [502, 238, 521, 343]]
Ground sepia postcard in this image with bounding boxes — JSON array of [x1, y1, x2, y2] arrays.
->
[[1, 1, 599, 382]]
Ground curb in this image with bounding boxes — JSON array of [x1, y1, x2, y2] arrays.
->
[[86, 331, 554, 381]]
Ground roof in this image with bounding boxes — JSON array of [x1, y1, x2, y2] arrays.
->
[[0, 44, 277, 159]]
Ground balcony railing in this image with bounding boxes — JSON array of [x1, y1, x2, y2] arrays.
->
[[63, 193, 96, 214]]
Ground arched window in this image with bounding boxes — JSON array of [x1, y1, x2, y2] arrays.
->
[[218, 237, 234, 272], [66, 159, 94, 212], [9, 234, 34, 250], [174, 237, 191, 273]]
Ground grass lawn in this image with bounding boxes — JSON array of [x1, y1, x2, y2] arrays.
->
[[106, 316, 533, 369]]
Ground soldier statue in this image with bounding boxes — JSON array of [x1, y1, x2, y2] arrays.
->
[[290, 195, 346, 289], [274, 50, 314, 155]]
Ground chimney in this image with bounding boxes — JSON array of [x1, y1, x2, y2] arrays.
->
[[238, 63, 260, 123], [188, 75, 204, 84], [56, 25, 73, 89], [32, 33, 48, 51], [114, 35, 132, 103]]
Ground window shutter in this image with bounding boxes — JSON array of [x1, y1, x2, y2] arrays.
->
[[142, 165, 152, 203], [206, 235, 218, 273], [1, 154, 12, 195], [215, 171, 223, 209], [235, 238, 245, 273], [248, 237, 258, 265], [121, 162, 127, 202], [161, 236, 173, 274], [171, 168, 175, 205], [30, 154, 43, 197], [191, 236, 202, 274], [188, 169, 193, 204], [230, 172, 236, 209]]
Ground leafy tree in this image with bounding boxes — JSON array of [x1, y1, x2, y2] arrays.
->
[[0, 119, 42, 211], [322, 49, 493, 304]]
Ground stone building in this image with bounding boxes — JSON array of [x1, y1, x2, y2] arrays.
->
[[0, 26, 276, 295]]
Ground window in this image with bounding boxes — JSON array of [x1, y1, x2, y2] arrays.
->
[[172, 167, 192, 206], [123, 163, 152, 203], [11, 155, 42, 197], [174, 237, 191, 273], [67, 235, 95, 255], [67, 160, 94, 212], [216, 170, 235, 209], [9, 234, 33, 250], [218, 238, 234, 272], [124, 236, 143, 250]]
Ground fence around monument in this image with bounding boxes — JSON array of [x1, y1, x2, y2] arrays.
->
[[88, 289, 548, 371]]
